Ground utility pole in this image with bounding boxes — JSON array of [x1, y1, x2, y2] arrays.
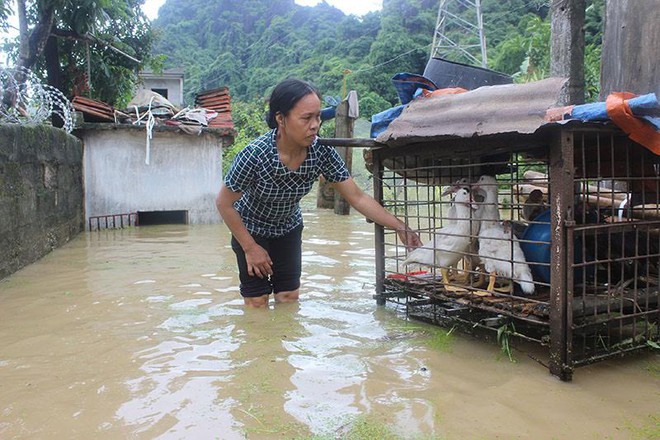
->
[[431, 0, 488, 67], [316, 92, 356, 214], [599, 0, 660, 99], [550, 0, 586, 105], [333, 98, 353, 215]]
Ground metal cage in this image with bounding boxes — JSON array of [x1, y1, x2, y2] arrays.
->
[[372, 123, 660, 380]]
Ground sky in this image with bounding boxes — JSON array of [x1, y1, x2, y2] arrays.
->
[[142, 0, 383, 20]]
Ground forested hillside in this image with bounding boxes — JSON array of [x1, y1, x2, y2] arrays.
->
[[152, 0, 603, 117]]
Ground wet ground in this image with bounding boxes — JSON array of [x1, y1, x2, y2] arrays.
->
[[0, 209, 658, 439]]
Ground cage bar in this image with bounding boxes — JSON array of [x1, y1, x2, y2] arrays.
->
[[372, 123, 659, 381]]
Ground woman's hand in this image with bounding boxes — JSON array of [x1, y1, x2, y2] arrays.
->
[[396, 224, 422, 251], [217, 184, 274, 278], [244, 243, 273, 278], [332, 179, 422, 251]]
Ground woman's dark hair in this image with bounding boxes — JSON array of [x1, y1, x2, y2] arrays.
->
[[266, 78, 321, 129]]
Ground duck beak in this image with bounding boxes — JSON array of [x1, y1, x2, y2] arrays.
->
[[441, 186, 454, 196]]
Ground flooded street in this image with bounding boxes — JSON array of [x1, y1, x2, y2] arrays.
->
[[0, 209, 658, 439]]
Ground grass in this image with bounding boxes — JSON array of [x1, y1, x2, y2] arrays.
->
[[643, 357, 660, 379], [625, 414, 660, 440], [380, 321, 456, 353], [497, 322, 518, 363], [299, 414, 448, 440], [422, 325, 456, 353]]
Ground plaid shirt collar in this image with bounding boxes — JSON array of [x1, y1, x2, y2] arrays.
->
[[270, 129, 317, 176]]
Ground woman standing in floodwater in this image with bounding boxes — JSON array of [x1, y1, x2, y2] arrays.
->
[[215, 78, 421, 308]]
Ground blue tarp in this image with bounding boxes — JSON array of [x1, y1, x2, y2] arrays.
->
[[321, 95, 340, 122], [370, 105, 405, 138], [571, 93, 660, 130], [391, 73, 438, 105], [370, 73, 438, 138]]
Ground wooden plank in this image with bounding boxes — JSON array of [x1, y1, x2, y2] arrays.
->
[[334, 99, 353, 215], [548, 127, 574, 381], [75, 107, 114, 122], [72, 97, 113, 113]]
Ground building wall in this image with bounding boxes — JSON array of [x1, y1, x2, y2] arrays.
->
[[80, 126, 225, 228], [0, 125, 84, 280], [139, 74, 184, 107]]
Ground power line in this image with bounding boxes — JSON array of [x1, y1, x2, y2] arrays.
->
[[182, 2, 549, 98], [351, 44, 431, 75]]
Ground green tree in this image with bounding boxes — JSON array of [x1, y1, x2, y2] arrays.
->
[[150, 0, 605, 121], [0, 0, 11, 30], [223, 98, 268, 173], [360, 0, 435, 106], [490, 1, 602, 99], [584, 0, 604, 46], [2, 0, 156, 107], [490, 15, 550, 81]]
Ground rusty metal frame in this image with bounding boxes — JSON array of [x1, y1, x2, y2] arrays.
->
[[372, 146, 387, 305], [370, 123, 659, 381], [548, 128, 575, 380], [88, 212, 138, 231]]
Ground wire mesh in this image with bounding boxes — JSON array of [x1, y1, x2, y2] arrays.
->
[[374, 126, 659, 378], [0, 66, 75, 133]]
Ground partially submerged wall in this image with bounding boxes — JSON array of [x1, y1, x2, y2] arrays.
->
[[79, 125, 226, 227], [0, 125, 84, 280]]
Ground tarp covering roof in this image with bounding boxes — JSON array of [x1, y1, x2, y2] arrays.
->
[[376, 77, 568, 148]]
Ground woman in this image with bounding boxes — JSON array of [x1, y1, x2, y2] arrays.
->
[[216, 78, 421, 308]]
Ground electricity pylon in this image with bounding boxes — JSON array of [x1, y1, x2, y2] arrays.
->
[[431, 0, 488, 67]]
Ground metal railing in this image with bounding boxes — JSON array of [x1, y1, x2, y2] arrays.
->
[[88, 213, 138, 231]]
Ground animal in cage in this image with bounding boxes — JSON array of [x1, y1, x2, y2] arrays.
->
[[522, 189, 547, 222], [477, 220, 535, 295], [468, 174, 536, 294], [442, 177, 478, 277], [442, 177, 470, 225], [402, 187, 476, 289], [371, 75, 660, 379], [473, 175, 501, 226]]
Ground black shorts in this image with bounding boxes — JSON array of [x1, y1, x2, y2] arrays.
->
[[231, 224, 303, 298]]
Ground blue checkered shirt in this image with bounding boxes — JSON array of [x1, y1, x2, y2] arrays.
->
[[224, 129, 350, 238]]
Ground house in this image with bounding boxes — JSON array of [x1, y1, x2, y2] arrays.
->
[[77, 123, 234, 230], [138, 68, 185, 107], [72, 80, 235, 230]]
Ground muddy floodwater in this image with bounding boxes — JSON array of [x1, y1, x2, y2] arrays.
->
[[0, 209, 658, 439]]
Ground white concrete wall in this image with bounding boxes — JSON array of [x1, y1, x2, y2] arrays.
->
[[140, 77, 184, 107], [82, 127, 224, 228]]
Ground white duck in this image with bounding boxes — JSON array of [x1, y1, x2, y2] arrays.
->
[[477, 220, 535, 295], [441, 177, 477, 280], [472, 175, 501, 226], [463, 174, 501, 285], [403, 187, 476, 290], [474, 175, 529, 238], [441, 177, 470, 225]]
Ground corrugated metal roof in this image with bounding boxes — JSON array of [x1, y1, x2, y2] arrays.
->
[[376, 77, 568, 148]]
